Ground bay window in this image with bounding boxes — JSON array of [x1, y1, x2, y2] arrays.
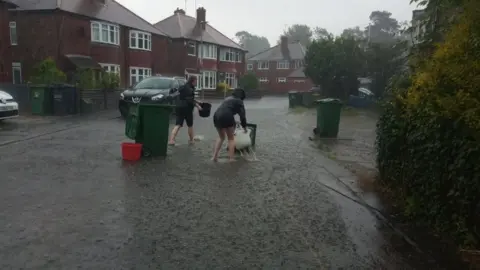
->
[[130, 30, 152, 50], [199, 70, 216, 89], [199, 44, 217, 59], [220, 48, 235, 62], [130, 67, 152, 85], [225, 73, 237, 88], [91, 21, 120, 45], [277, 60, 289, 69], [235, 51, 242, 62]]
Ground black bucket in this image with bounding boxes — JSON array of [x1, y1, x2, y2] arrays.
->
[[198, 102, 211, 117]]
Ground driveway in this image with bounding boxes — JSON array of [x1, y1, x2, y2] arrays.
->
[[0, 97, 437, 269]]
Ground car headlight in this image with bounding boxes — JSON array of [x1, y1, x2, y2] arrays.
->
[[151, 94, 164, 101], [120, 93, 124, 99]]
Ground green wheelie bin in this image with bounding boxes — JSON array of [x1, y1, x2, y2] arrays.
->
[[138, 104, 174, 157], [288, 91, 302, 108], [30, 84, 53, 115], [314, 98, 343, 138]]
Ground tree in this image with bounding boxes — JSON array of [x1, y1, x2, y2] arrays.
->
[[235, 31, 270, 57], [278, 24, 313, 47], [304, 36, 364, 99], [366, 41, 408, 97], [238, 72, 259, 90], [341, 26, 365, 40], [366, 11, 400, 44], [313, 27, 332, 40]]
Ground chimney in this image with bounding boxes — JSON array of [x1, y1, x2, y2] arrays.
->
[[174, 8, 185, 15], [280, 36, 290, 59], [196, 7, 206, 30]]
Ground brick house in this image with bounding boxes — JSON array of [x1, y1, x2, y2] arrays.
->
[[3, 0, 170, 87], [153, 7, 247, 90], [247, 36, 313, 93], [0, 0, 17, 82]]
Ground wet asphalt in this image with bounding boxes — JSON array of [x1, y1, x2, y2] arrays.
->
[[0, 97, 423, 269]]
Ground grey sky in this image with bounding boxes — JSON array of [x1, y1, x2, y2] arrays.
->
[[117, 0, 418, 45]]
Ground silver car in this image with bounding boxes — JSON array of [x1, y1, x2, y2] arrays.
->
[[0, 90, 19, 121]]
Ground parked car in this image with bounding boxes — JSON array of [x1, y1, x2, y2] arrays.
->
[[119, 76, 182, 118], [0, 90, 19, 121]]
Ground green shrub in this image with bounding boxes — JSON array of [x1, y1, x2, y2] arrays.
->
[[376, 0, 480, 247], [29, 57, 66, 84], [238, 72, 259, 90]]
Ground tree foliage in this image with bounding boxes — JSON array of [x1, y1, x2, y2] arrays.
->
[[367, 11, 400, 44], [235, 31, 270, 57], [278, 24, 313, 48], [304, 36, 363, 99], [238, 72, 259, 91]]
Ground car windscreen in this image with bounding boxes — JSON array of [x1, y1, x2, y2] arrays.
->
[[134, 77, 173, 89]]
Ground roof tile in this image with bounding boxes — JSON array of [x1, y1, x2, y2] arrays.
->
[[248, 42, 306, 61]]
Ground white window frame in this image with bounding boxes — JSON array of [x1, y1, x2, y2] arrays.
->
[[277, 77, 287, 83], [220, 48, 236, 62], [9, 22, 17, 45], [235, 51, 242, 62], [91, 21, 120, 45], [12, 62, 21, 84], [225, 73, 237, 88], [100, 63, 120, 75], [129, 67, 152, 86], [294, 60, 303, 69], [259, 77, 268, 83], [187, 41, 196, 56], [277, 60, 289, 69], [293, 79, 305, 83], [247, 64, 253, 70], [199, 44, 217, 59], [258, 61, 269, 70], [129, 30, 151, 51], [200, 70, 217, 89]]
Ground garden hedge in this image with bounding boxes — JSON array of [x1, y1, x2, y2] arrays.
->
[[376, 1, 480, 246]]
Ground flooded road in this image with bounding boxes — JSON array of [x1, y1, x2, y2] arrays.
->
[[0, 97, 439, 268]]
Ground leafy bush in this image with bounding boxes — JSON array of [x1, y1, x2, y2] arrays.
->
[[216, 82, 231, 92], [101, 72, 120, 89], [376, 1, 480, 247], [29, 57, 66, 84], [238, 72, 259, 90]]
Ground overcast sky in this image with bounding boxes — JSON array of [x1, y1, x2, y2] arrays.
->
[[117, 0, 419, 45]]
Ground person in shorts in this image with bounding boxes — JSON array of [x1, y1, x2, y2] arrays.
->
[[168, 76, 202, 145], [211, 88, 248, 162]]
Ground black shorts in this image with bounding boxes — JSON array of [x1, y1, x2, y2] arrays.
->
[[175, 106, 194, 127], [213, 112, 235, 129]]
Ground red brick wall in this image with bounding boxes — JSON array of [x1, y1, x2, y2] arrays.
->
[[248, 60, 313, 93], [9, 10, 62, 82], [0, 2, 12, 82]]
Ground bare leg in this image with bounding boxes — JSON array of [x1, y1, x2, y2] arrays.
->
[[169, 125, 181, 145], [226, 127, 236, 161], [187, 126, 194, 144], [212, 128, 225, 162]]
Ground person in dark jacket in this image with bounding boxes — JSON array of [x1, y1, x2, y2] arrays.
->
[[168, 76, 202, 145], [211, 88, 248, 162]]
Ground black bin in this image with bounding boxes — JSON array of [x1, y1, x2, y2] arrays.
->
[[52, 84, 78, 115]]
